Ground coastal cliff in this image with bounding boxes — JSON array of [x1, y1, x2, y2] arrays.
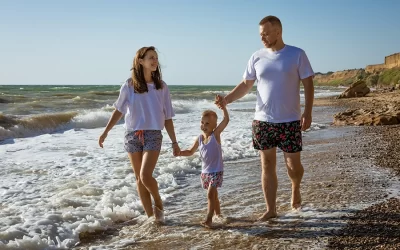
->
[[314, 53, 400, 87], [314, 69, 364, 86]]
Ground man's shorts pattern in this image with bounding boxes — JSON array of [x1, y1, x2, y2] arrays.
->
[[252, 120, 302, 153], [200, 171, 223, 189], [124, 130, 163, 153]]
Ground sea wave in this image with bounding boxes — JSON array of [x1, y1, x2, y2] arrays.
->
[[171, 91, 257, 102], [0, 110, 114, 141], [0, 100, 203, 140], [88, 90, 119, 96]]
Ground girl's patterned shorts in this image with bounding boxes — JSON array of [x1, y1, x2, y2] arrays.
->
[[124, 130, 163, 153], [252, 120, 302, 153], [200, 171, 223, 189]]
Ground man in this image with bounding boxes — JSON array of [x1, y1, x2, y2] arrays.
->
[[215, 15, 314, 221]]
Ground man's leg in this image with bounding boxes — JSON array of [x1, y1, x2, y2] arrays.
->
[[283, 152, 304, 209], [258, 147, 278, 221]]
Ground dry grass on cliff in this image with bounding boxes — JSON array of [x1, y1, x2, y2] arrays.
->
[[314, 68, 400, 87]]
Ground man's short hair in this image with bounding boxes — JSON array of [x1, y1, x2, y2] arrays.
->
[[259, 15, 282, 30], [202, 110, 218, 120]]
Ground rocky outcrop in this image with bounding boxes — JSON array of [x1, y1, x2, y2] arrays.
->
[[333, 109, 400, 126], [337, 80, 370, 99], [333, 100, 400, 126]]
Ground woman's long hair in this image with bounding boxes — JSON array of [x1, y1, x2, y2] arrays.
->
[[131, 46, 162, 93], [130, 46, 163, 93]]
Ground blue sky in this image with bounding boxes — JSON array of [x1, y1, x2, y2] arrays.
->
[[1, 0, 399, 85]]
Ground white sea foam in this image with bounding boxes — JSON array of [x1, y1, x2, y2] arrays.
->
[[0, 88, 357, 249]]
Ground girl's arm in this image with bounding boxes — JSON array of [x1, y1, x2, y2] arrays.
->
[[213, 106, 229, 144], [165, 119, 181, 157], [99, 109, 123, 148], [180, 139, 199, 156], [214, 106, 229, 137]]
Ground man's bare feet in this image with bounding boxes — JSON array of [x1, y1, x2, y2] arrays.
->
[[257, 210, 277, 221], [292, 202, 302, 211], [200, 220, 212, 228], [291, 188, 302, 210], [153, 206, 165, 223]]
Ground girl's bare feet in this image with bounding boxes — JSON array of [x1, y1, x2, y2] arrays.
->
[[214, 214, 224, 222], [257, 210, 277, 221], [153, 206, 165, 223], [200, 219, 212, 228]]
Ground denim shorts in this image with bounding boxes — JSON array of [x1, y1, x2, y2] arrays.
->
[[252, 120, 302, 153], [124, 130, 163, 153]]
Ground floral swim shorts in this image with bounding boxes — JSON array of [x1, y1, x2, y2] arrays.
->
[[124, 130, 163, 153], [252, 120, 302, 153], [200, 171, 223, 189]]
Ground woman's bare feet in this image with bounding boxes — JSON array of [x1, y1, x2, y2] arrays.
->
[[257, 210, 277, 221], [153, 206, 165, 223]]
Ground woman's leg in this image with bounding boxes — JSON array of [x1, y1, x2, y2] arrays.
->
[[140, 150, 163, 211], [127, 152, 153, 217]]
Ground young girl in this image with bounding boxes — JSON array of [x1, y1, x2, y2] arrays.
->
[[180, 102, 229, 228], [98, 46, 180, 223]]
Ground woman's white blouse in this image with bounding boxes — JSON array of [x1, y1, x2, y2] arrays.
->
[[113, 79, 175, 131]]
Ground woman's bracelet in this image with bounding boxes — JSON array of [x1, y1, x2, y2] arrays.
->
[[172, 142, 178, 145]]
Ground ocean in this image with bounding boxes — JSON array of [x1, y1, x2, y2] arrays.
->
[[0, 84, 354, 249]]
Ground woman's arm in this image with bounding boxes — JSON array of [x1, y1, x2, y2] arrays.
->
[[164, 119, 181, 156], [99, 109, 123, 148]]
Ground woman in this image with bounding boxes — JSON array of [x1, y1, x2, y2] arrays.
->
[[99, 46, 180, 223]]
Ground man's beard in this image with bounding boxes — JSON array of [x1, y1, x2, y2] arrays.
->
[[264, 39, 277, 48]]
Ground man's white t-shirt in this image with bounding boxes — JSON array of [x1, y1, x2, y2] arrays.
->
[[113, 79, 175, 131], [243, 45, 314, 123]]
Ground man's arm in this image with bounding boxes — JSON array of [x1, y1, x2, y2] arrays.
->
[[224, 79, 256, 104], [300, 76, 314, 131]]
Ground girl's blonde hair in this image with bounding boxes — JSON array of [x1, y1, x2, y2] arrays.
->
[[202, 110, 218, 120]]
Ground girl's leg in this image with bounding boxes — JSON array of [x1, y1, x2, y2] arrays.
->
[[202, 186, 217, 227], [128, 152, 153, 217], [140, 150, 162, 211], [214, 189, 221, 216]]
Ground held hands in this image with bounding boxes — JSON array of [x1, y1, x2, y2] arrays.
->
[[214, 95, 227, 109], [98, 132, 107, 148], [172, 143, 181, 157], [300, 112, 312, 131]]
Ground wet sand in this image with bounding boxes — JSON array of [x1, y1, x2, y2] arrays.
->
[[75, 91, 400, 250], [75, 133, 398, 249], [316, 90, 400, 250]]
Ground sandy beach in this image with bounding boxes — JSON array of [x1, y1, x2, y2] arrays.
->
[[2, 2, 400, 249], [73, 90, 400, 250]]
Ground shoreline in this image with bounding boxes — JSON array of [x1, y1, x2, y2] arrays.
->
[[74, 91, 400, 249], [316, 90, 400, 249]]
